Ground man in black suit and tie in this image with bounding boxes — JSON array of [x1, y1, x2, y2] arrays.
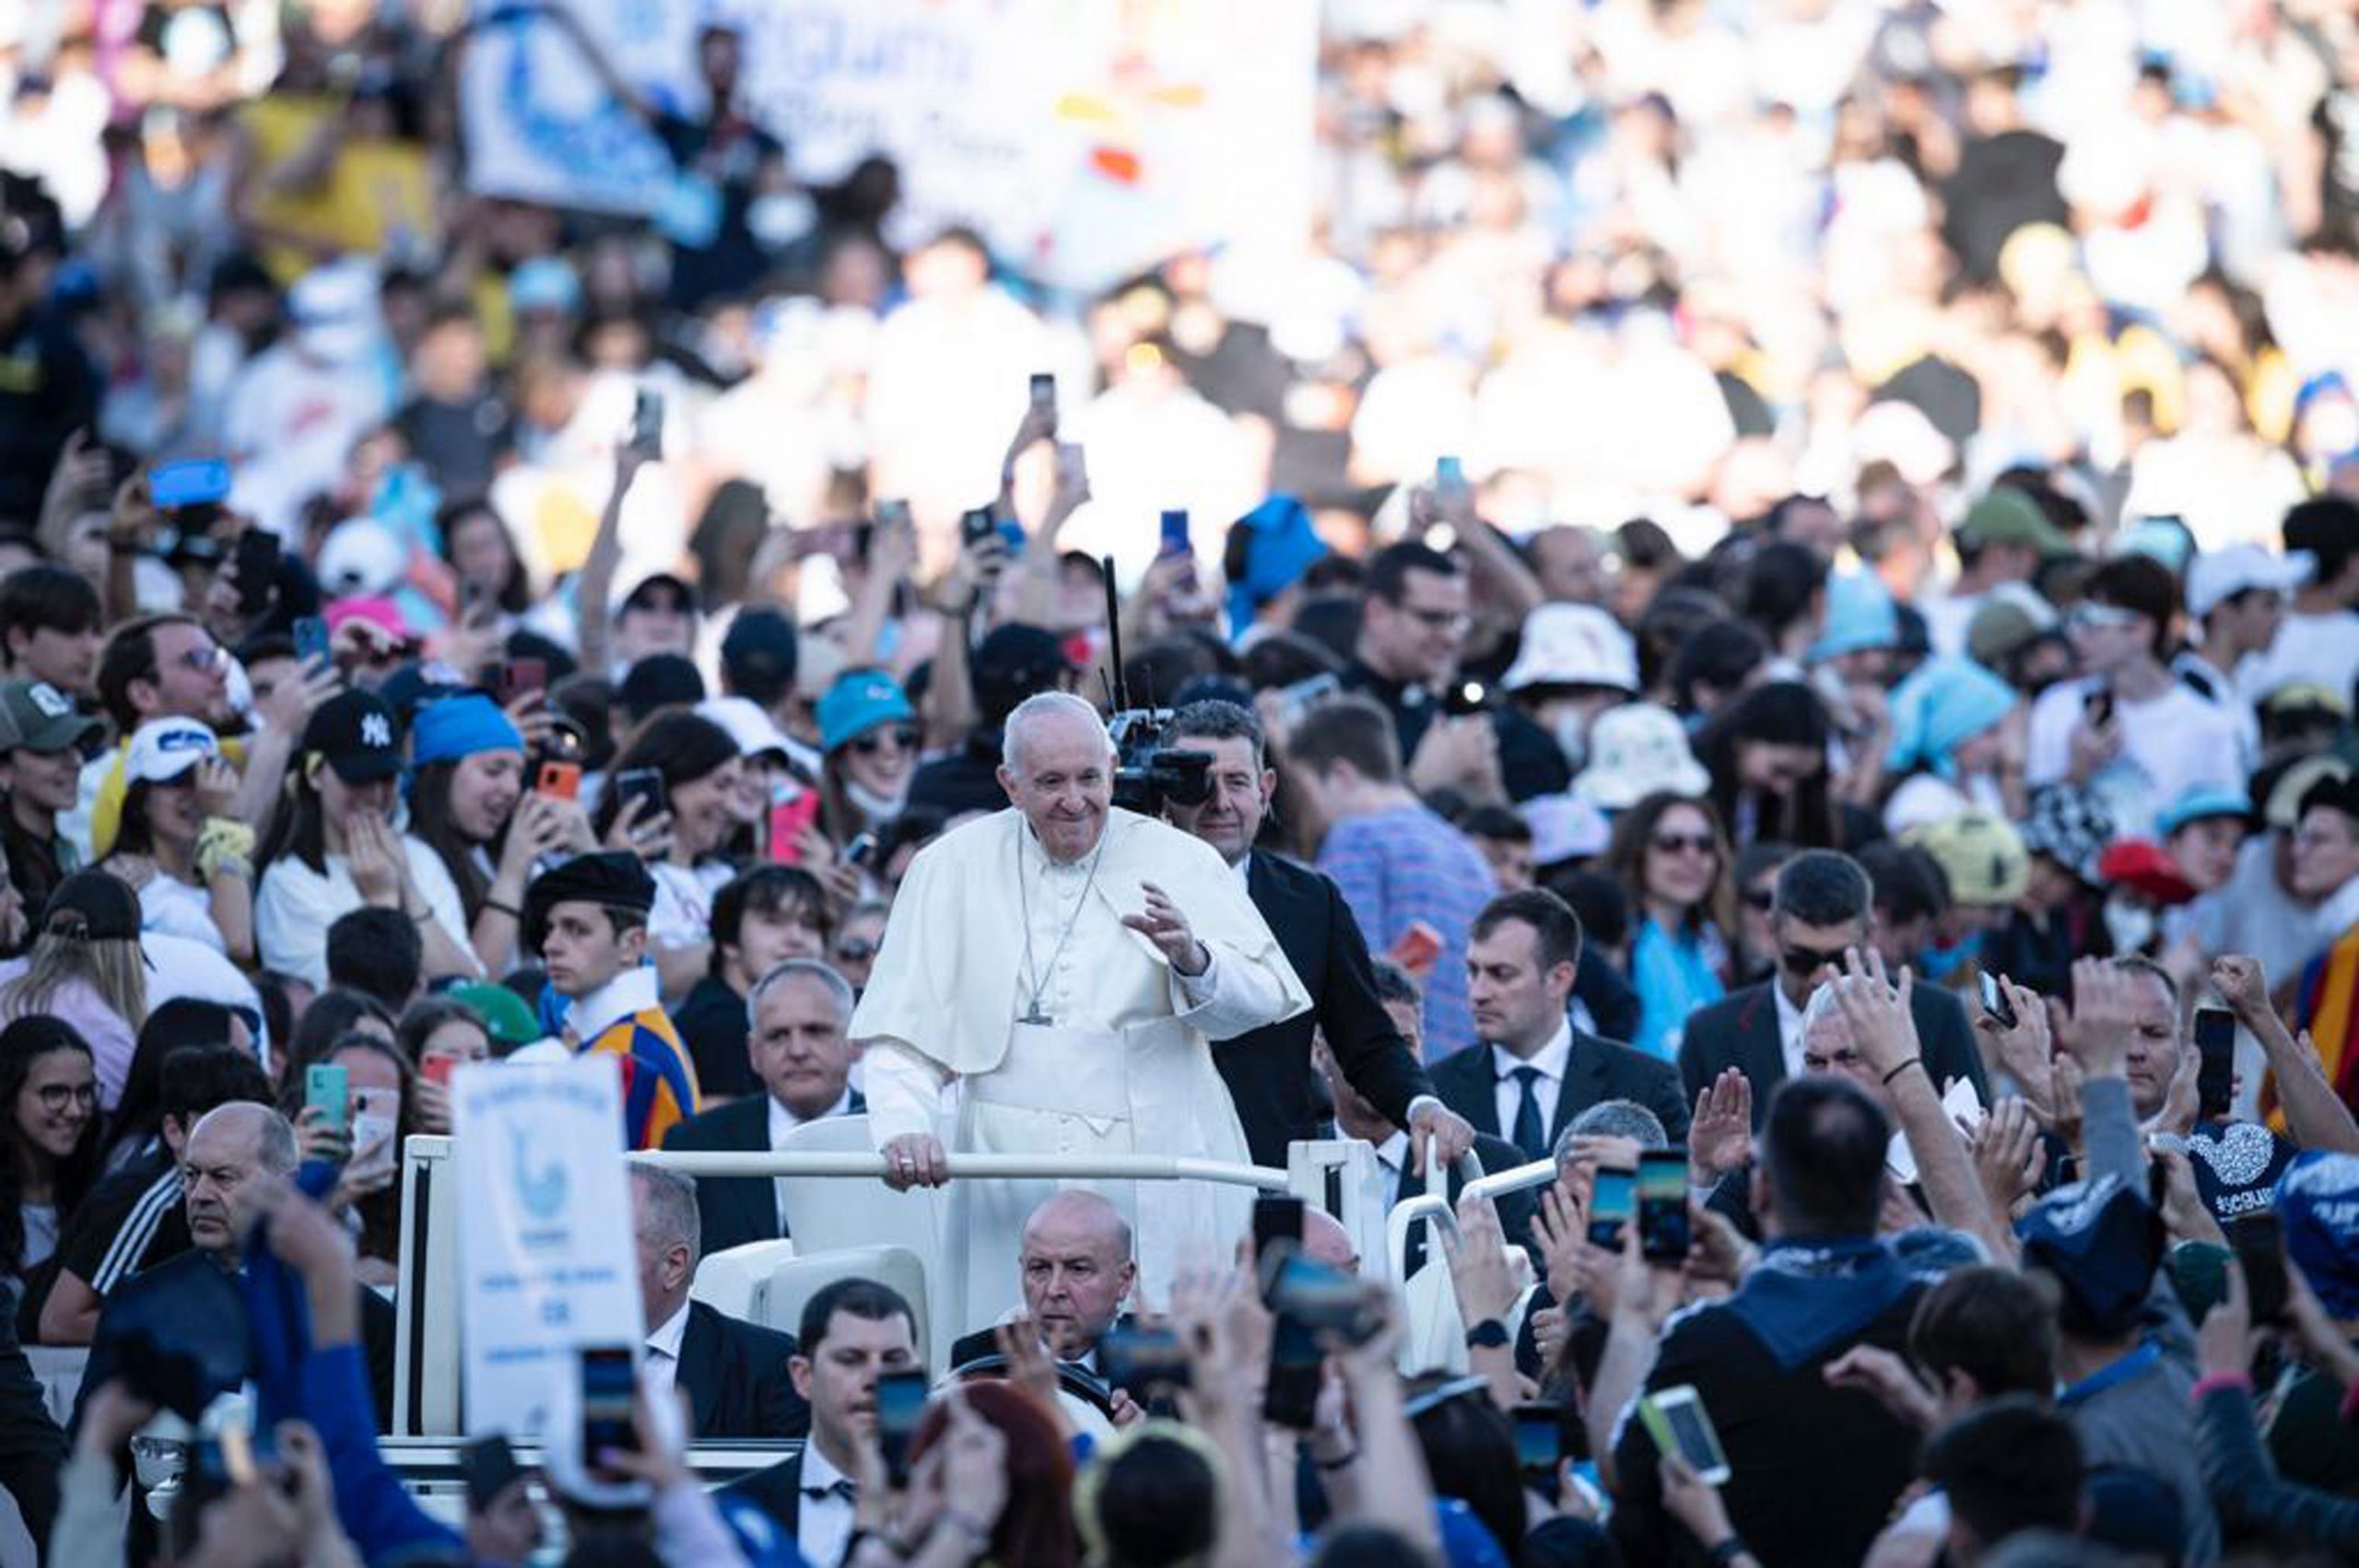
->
[[628, 1162, 806, 1440], [1429, 890, 1691, 1161], [1162, 700, 1477, 1173], [1677, 850, 1989, 1127], [719, 1278, 921, 1568], [945, 1189, 1137, 1375], [663, 959, 865, 1258]]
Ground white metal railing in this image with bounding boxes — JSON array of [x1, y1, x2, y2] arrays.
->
[[640, 1150, 1293, 1188], [1383, 1153, 1559, 1283]]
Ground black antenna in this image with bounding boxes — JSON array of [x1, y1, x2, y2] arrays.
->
[[1101, 553, 1130, 712]]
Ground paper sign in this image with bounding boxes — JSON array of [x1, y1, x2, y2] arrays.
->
[[452, 1057, 643, 1435]]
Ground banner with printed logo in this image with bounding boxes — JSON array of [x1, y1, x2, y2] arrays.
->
[[461, 0, 1317, 290], [452, 1056, 642, 1435]]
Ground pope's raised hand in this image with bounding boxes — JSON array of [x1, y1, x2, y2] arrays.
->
[[1124, 882, 1210, 977]]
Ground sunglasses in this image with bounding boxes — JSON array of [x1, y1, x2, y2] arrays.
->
[[1649, 831, 1717, 857], [1780, 942, 1848, 978], [850, 727, 920, 756], [172, 644, 225, 674], [1742, 888, 1776, 913], [32, 1082, 97, 1113], [836, 937, 879, 962]]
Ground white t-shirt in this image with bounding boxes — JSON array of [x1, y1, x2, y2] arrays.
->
[[2025, 675, 2243, 837], [138, 873, 226, 953], [255, 835, 470, 989], [2236, 609, 2359, 710], [648, 860, 733, 958]]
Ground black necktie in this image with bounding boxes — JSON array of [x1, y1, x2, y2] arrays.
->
[[1508, 1064, 1546, 1160], [803, 1479, 855, 1502]]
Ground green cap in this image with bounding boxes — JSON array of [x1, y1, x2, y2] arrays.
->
[[1958, 489, 2072, 555], [451, 981, 542, 1049]]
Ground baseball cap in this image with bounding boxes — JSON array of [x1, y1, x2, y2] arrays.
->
[[300, 689, 402, 784], [2156, 784, 2250, 837], [1958, 488, 2071, 555], [973, 624, 1074, 720], [0, 681, 100, 755], [2186, 544, 2312, 621], [817, 671, 915, 753], [1904, 806, 2030, 906], [1503, 604, 1639, 694], [125, 717, 221, 785], [616, 654, 706, 720], [697, 696, 792, 761], [721, 608, 799, 705], [41, 870, 143, 944], [1965, 583, 2060, 669], [450, 980, 543, 1051]]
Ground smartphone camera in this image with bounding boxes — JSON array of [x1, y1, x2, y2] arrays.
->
[[874, 1369, 929, 1487], [1637, 1149, 1691, 1263], [578, 1345, 637, 1474]]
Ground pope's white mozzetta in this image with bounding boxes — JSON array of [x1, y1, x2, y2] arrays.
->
[[851, 694, 1309, 1328]]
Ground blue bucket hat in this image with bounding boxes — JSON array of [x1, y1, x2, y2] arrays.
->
[[2157, 783, 2251, 838], [408, 692, 524, 769], [817, 670, 915, 753], [1224, 495, 1329, 639], [1884, 657, 2016, 778], [2018, 1173, 2164, 1338], [1806, 571, 1900, 665], [2279, 1150, 2359, 1319]]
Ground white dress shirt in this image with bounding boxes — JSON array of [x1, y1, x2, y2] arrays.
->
[[1490, 1019, 1572, 1145], [1774, 980, 1808, 1083], [642, 1299, 690, 1401], [768, 1087, 854, 1230], [794, 1441, 859, 1568]]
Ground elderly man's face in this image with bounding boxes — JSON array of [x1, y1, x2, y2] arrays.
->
[[750, 972, 854, 1120], [182, 1114, 272, 1257], [998, 709, 1114, 865], [1802, 1009, 1887, 1109], [1019, 1201, 1135, 1359]]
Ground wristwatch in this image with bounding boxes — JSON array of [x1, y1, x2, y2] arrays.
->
[[1463, 1317, 1509, 1350]]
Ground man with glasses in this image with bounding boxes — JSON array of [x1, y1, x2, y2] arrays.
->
[[1676, 850, 1987, 1129], [1344, 541, 1567, 803], [2025, 554, 2241, 838], [65, 612, 230, 864]]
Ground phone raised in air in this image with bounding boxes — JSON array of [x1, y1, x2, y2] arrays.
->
[[1978, 970, 2016, 1030], [1158, 509, 1191, 560], [1589, 1165, 1635, 1251], [1251, 1195, 1305, 1267], [1637, 1148, 1691, 1263], [2194, 1006, 2236, 1123], [2235, 1212, 2291, 1328], [874, 1368, 929, 1487], [231, 530, 279, 615], [150, 458, 231, 511], [1637, 1385, 1731, 1484], [613, 767, 667, 826], [578, 1345, 637, 1472], [304, 1063, 348, 1137], [292, 615, 331, 668]]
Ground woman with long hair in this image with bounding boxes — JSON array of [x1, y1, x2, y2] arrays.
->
[[814, 669, 920, 846], [909, 1380, 1079, 1568], [394, 996, 493, 1135], [100, 999, 244, 1175], [439, 497, 533, 621], [255, 690, 478, 990], [1601, 791, 1735, 1061], [101, 718, 255, 963], [405, 693, 589, 974], [1695, 681, 1841, 850], [591, 710, 745, 999], [0, 1017, 100, 1303], [0, 872, 149, 1110], [277, 1029, 417, 1288]]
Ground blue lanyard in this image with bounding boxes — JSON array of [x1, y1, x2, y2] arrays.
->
[[2059, 1341, 2163, 1407]]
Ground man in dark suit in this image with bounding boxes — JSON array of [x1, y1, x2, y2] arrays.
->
[[719, 1278, 921, 1566], [1162, 700, 1476, 1173], [1678, 850, 1989, 1128], [663, 959, 865, 1258], [1428, 889, 1691, 1162], [628, 1163, 806, 1439], [945, 1189, 1135, 1374]]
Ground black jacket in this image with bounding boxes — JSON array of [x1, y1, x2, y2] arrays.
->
[[721, 1448, 806, 1539], [1675, 979, 1990, 1129], [1427, 1025, 1692, 1156], [675, 1299, 807, 1440], [671, 977, 757, 1102], [1218, 852, 1434, 1168], [663, 1089, 866, 1258]]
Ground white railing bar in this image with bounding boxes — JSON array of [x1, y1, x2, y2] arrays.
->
[[640, 1150, 1291, 1189], [1464, 1157, 1559, 1205]]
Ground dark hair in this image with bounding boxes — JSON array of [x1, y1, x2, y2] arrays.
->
[[325, 908, 424, 1012], [1544, 869, 1629, 952], [1908, 1266, 2058, 1400], [1402, 1374, 1526, 1558], [97, 614, 202, 731], [1773, 849, 1872, 928], [103, 1000, 240, 1168], [158, 1045, 273, 1131], [1167, 699, 1266, 767], [1600, 791, 1733, 934], [1364, 542, 1461, 605], [1086, 1431, 1217, 1568], [110, 779, 169, 859], [1238, 632, 1340, 694], [434, 498, 531, 614], [1738, 541, 1830, 645], [797, 1275, 916, 1353], [1367, 957, 1420, 1010], [1472, 887, 1585, 973], [0, 564, 100, 653], [0, 1016, 100, 1275], [1458, 802, 1531, 845], [287, 989, 395, 1068], [254, 748, 332, 878], [910, 1380, 1079, 1568], [872, 807, 948, 883], [1696, 682, 1838, 848], [1921, 1397, 2084, 1550], [407, 758, 505, 919], [1665, 619, 1769, 714], [2283, 496, 2359, 584], [276, 1029, 417, 1265], [2082, 554, 2178, 658], [1761, 1076, 1888, 1237], [1285, 695, 1401, 785], [710, 866, 829, 977], [592, 711, 740, 840], [1859, 842, 1950, 927], [1308, 1525, 1438, 1568], [395, 997, 489, 1066]]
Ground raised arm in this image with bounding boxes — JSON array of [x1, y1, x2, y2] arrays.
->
[[2214, 954, 2359, 1154]]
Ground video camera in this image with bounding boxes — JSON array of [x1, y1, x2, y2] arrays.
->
[[1099, 549, 1214, 814]]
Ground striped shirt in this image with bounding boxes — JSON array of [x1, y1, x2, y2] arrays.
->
[[55, 1153, 187, 1305], [567, 966, 701, 1150], [1316, 803, 1498, 1059]]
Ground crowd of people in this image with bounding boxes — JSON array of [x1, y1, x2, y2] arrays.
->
[[0, 0, 2358, 1565]]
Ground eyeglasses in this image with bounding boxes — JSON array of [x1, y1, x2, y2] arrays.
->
[[850, 727, 920, 756], [2066, 603, 2142, 634], [32, 1082, 97, 1113], [836, 937, 879, 962], [172, 644, 224, 674], [1780, 942, 1849, 978], [1742, 888, 1776, 913], [1649, 831, 1717, 857]]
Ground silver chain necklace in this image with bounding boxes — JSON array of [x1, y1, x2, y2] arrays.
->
[[1015, 824, 1107, 1025]]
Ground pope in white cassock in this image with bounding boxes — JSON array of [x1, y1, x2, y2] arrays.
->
[[850, 691, 1309, 1328]]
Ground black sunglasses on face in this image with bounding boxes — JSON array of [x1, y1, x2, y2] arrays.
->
[[1650, 831, 1717, 856], [1780, 942, 1848, 977], [850, 727, 920, 756]]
